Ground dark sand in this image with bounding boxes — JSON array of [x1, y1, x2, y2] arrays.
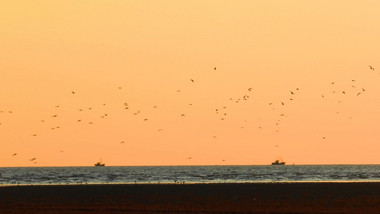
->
[[1, 182, 380, 213]]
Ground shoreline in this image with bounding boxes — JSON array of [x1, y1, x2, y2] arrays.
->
[[1, 180, 380, 187], [1, 182, 380, 213]]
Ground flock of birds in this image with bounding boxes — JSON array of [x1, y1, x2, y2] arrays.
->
[[0, 65, 377, 165]]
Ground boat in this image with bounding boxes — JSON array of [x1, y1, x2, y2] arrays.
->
[[94, 160, 105, 167], [271, 160, 285, 165]]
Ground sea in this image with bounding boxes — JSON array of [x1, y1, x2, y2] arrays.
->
[[0, 165, 380, 186]]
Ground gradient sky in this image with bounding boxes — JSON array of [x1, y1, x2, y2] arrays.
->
[[1, 1, 380, 166]]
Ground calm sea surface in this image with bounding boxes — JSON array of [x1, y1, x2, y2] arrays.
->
[[0, 165, 380, 186]]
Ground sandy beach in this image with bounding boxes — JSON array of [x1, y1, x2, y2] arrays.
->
[[1, 182, 380, 213]]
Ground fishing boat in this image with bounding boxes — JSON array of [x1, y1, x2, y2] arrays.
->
[[94, 160, 105, 167], [271, 160, 285, 165]]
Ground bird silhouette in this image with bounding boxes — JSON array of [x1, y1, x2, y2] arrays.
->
[[369, 65, 375, 70], [190, 79, 194, 83], [12, 153, 17, 156]]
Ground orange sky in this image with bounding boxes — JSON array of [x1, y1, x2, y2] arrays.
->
[[1, 1, 380, 166]]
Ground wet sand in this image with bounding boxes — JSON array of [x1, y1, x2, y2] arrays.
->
[[1, 182, 380, 213]]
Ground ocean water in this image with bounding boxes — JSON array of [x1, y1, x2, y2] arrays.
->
[[0, 165, 380, 186]]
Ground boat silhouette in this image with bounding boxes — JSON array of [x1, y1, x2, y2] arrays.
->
[[94, 160, 105, 167], [271, 160, 285, 165]]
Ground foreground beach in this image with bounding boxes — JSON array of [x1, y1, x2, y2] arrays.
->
[[1, 182, 379, 213]]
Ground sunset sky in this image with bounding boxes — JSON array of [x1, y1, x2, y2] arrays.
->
[[1, 1, 380, 167]]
